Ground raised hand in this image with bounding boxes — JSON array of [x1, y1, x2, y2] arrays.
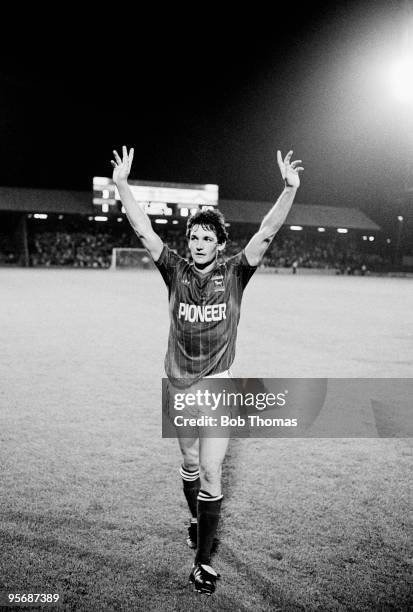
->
[[277, 150, 304, 189], [111, 146, 134, 185]]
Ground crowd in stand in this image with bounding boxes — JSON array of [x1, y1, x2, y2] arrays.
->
[[259, 234, 379, 272], [0, 225, 393, 272], [0, 235, 18, 264], [29, 231, 135, 268]]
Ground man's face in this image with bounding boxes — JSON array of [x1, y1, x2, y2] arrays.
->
[[188, 224, 223, 266]]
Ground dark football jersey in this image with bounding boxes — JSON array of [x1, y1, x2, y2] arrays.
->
[[155, 244, 257, 388]]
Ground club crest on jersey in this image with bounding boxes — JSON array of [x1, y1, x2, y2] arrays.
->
[[212, 274, 225, 292], [178, 302, 227, 323]]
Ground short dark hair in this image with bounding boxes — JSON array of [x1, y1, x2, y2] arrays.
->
[[186, 209, 228, 245]]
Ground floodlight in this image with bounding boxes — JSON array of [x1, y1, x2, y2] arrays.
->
[[389, 56, 413, 103]]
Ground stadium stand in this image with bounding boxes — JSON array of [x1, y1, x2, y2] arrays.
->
[[0, 186, 401, 272]]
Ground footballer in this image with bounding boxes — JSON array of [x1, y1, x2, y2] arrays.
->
[[111, 145, 303, 595]]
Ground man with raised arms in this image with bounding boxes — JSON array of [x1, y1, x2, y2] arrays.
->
[[111, 145, 303, 595]]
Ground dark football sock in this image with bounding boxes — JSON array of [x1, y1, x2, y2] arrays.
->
[[179, 465, 200, 518], [195, 489, 223, 565]]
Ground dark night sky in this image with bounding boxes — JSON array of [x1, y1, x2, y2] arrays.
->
[[0, 1, 411, 235]]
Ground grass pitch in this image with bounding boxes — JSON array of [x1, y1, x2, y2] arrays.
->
[[0, 269, 412, 611]]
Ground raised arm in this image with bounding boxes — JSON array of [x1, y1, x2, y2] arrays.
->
[[244, 150, 304, 266], [111, 146, 163, 261]]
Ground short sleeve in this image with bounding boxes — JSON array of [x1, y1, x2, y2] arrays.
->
[[225, 250, 258, 289], [154, 244, 185, 288]]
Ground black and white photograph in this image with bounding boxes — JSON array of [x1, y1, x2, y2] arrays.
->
[[1, 2, 412, 610]]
